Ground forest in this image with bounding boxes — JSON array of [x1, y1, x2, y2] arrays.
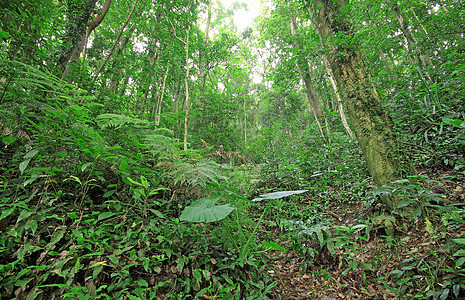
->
[[0, 0, 464, 299]]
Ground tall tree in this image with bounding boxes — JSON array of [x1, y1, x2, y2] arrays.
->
[[92, 0, 137, 87], [56, 0, 111, 78], [306, 0, 413, 209], [290, 14, 327, 139]]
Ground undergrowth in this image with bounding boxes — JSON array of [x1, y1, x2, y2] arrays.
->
[[1, 60, 464, 299]]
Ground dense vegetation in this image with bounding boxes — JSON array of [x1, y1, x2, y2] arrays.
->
[[1, 0, 464, 299]]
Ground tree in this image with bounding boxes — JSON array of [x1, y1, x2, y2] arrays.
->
[[306, 0, 413, 209], [56, 0, 98, 75], [290, 13, 327, 139], [258, 0, 331, 139]]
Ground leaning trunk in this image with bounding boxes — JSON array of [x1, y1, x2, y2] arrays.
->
[[290, 15, 326, 139]]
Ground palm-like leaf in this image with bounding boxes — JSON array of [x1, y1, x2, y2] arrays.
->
[[252, 190, 308, 202]]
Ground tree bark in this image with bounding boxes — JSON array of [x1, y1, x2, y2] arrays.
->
[[58, 0, 112, 79], [155, 64, 170, 125], [56, 0, 97, 74], [321, 55, 353, 139], [290, 15, 326, 140], [87, 0, 112, 36], [308, 0, 412, 209], [198, 0, 213, 107], [82, 0, 112, 64], [183, 26, 191, 151], [141, 34, 164, 101], [109, 24, 136, 93], [390, 3, 434, 82]]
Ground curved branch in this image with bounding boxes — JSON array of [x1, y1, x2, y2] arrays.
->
[[87, 0, 112, 36], [92, 0, 138, 86]]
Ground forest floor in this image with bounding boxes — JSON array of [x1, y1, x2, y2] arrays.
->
[[2, 144, 465, 300], [264, 170, 465, 299]]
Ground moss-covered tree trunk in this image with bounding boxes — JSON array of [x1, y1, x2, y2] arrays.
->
[[308, 0, 412, 209], [56, 0, 97, 74]]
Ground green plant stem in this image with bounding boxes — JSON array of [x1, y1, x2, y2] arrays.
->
[[240, 206, 268, 260]]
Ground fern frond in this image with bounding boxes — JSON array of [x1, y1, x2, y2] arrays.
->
[[96, 113, 151, 129], [0, 59, 61, 97], [144, 134, 178, 156], [171, 159, 226, 188]]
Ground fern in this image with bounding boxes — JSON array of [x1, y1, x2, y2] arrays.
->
[[0, 59, 62, 101], [96, 113, 151, 129], [144, 133, 178, 157], [171, 159, 226, 188], [0, 59, 78, 136]]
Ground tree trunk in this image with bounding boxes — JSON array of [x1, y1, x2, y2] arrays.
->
[[197, 0, 213, 108], [141, 37, 162, 100], [59, 0, 112, 79], [244, 97, 247, 144], [290, 15, 326, 140], [92, 0, 138, 88], [173, 70, 183, 114], [308, 0, 413, 209], [321, 55, 353, 139], [183, 26, 191, 151], [83, 0, 112, 64], [109, 24, 136, 93], [155, 64, 170, 125], [390, 3, 434, 82], [56, 0, 97, 74]]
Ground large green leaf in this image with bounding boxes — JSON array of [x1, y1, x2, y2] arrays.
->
[[443, 118, 465, 128], [252, 190, 308, 202], [180, 196, 236, 223]]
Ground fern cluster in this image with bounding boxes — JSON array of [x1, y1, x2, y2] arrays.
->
[[171, 159, 226, 188]]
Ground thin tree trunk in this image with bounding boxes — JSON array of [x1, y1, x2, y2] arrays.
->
[[312, 66, 331, 137], [92, 0, 138, 88], [142, 38, 161, 100], [198, 0, 213, 106], [244, 97, 247, 144], [82, 0, 112, 64], [183, 26, 191, 151], [60, 0, 112, 79], [155, 64, 170, 125], [56, 0, 97, 74], [109, 24, 136, 93], [173, 71, 183, 114], [391, 3, 434, 81], [290, 15, 326, 140], [411, 8, 428, 35], [379, 49, 392, 73], [318, 63, 335, 111], [321, 55, 353, 139]]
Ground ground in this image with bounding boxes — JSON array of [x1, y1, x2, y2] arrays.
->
[[264, 170, 465, 299]]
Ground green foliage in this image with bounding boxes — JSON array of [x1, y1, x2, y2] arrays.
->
[[171, 159, 226, 188], [0, 59, 276, 299], [180, 196, 236, 223], [250, 123, 367, 197], [378, 238, 465, 299], [1, 0, 465, 298]]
